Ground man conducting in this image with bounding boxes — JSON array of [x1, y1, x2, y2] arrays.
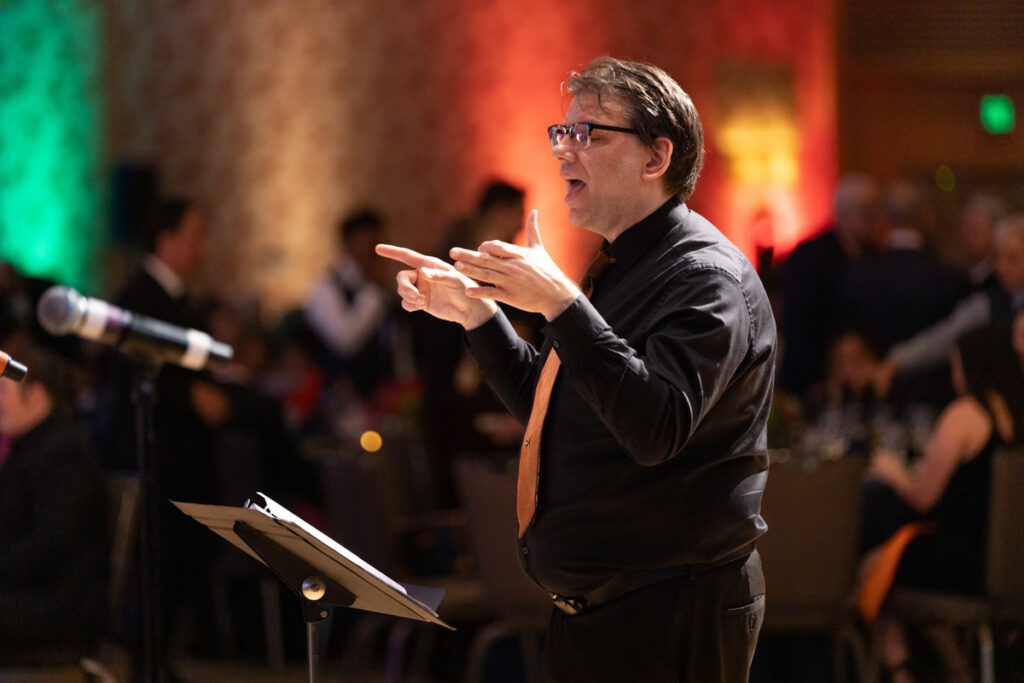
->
[[377, 56, 775, 682]]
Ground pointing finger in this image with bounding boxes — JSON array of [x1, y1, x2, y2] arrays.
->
[[376, 244, 451, 270]]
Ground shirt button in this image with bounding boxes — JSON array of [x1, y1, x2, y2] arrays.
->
[[552, 340, 561, 349], [524, 438, 530, 447], [521, 546, 529, 555]]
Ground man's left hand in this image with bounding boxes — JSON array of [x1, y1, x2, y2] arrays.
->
[[451, 210, 580, 320]]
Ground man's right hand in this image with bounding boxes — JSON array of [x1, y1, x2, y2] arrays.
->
[[375, 244, 498, 330]]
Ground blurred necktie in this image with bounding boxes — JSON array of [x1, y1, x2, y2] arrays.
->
[[517, 250, 615, 537]]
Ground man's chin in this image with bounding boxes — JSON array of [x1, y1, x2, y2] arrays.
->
[[566, 206, 589, 229]]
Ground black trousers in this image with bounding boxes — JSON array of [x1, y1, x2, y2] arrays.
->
[[540, 551, 765, 683]]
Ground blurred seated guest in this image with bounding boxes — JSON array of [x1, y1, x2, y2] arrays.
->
[[0, 345, 108, 664], [410, 180, 540, 507], [204, 298, 317, 513], [857, 327, 1024, 682], [304, 208, 395, 400], [1014, 308, 1024, 372], [958, 191, 1008, 291], [0, 262, 82, 364], [0, 262, 33, 343], [822, 329, 881, 410], [263, 316, 327, 439], [875, 213, 1024, 398], [779, 172, 880, 398], [803, 329, 884, 457], [840, 178, 970, 410], [413, 180, 530, 402]]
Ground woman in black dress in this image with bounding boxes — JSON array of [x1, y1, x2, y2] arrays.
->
[[860, 326, 1024, 682]]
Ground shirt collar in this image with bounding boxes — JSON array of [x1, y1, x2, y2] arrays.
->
[[143, 254, 187, 299], [603, 197, 685, 270]]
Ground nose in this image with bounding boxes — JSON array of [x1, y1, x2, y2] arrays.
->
[[551, 135, 574, 160]]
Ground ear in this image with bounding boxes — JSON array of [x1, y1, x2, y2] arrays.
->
[[641, 137, 673, 182]]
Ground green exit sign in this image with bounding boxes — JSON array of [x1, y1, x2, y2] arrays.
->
[[980, 94, 1015, 134]]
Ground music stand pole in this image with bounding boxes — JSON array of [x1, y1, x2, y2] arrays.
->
[[300, 578, 329, 683], [233, 521, 356, 683]]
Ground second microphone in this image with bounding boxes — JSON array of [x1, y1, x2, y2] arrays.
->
[[37, 286, 234, 370]]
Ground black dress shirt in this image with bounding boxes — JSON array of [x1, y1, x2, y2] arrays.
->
[[467, 198, 776, 598]]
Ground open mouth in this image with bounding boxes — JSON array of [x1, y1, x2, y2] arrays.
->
[[564, 178, 586, 201]]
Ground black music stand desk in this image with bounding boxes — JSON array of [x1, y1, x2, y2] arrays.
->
[[173, 493, 453, 681]]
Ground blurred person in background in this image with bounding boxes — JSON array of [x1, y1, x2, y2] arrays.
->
[[1013, 308, 1024, 372], [438, 180, 527, 257], [96, 195, 226, 670], [0, 344, 108, 665], [411, 180, 542, 507], [957, 191, 1008, 291], [874, 213, 1024, 397], [858, 326, 1024, 683], [840, 178, 970, 410], [779, 172, 880, 399], [304, 208, 397, 401]]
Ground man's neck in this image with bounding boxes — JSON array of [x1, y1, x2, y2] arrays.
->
[[603, 192, 675, 243]]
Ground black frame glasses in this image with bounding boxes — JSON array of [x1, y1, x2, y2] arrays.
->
[[547, 122, 640, 149]]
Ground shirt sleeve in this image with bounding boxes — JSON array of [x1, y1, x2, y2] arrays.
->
[[544, 266, 754, 467], [886, 292, 990, 372], [464, 308, 542, 425]]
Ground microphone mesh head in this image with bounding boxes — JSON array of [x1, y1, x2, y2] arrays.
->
[[37, 286, 81, 335]]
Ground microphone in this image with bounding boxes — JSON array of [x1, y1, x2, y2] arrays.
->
[[37, 286, 233, 370], [0, 350, 28, 383]]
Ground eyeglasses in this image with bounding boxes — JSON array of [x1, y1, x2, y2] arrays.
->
[[547, 122, 639, 149]]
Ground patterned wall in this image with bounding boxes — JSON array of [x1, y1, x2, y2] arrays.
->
[[105, 0, 837, 316]]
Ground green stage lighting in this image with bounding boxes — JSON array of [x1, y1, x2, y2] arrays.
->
[[980, 94, 1015, 135]]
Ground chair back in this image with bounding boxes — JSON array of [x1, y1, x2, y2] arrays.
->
[[758, 456, 866, 629], [320, 451, 398, 575], [454, 457, 551, 618], [986, 449, 1024, 605]]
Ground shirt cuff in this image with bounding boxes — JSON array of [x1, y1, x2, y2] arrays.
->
[[465, 308, 518, 367], [542, 295, 610, 367]]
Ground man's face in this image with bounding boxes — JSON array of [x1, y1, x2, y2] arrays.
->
[[553, 93, 655, 240], [960, 207, 995, 264], [829, 333, 876, 392], [158, 207, 208, 278], [347, 226, 382, 273], [995, 230, 1024, 291]]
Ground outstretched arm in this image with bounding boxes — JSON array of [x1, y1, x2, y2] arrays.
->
[[451, 210, 582, 321], [374, 244, 498, 330]]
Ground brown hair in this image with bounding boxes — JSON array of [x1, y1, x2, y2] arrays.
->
[[566, 56, 704, 200]]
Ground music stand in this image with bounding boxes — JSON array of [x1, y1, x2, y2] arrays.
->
[[173, 493, 453, 682]]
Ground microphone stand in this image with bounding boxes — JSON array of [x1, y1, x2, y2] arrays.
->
[[131, 361, 162, 683]]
